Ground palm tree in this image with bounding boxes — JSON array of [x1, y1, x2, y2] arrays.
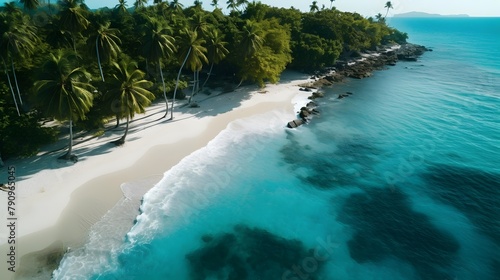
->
[[384, 1, 393, 18], [34, 50, 95, 160], [1, 58, 20, 116], [3, 2, 22, 15], [95, 22, 122, 82], [309, 1, 319, 13], [0, 14, 38, 110], [226, 0, 237, 13], [193, 0, 203, 8], [20, 0, 40, 10], [133, 0, 147, 10], [235, 20, 263, 87], [171, 29, 207, 115], [329, 0, 335, 9], [106, 60, 155, 145], [236, 0, 248, 11], [201, 28, 228, 90], [169, 0, 184, 12], [115, 0, 129, 15], [240, 20, 264, 57], [210, 0, 218, 9], [189, 11, 209, 39], [141, 19, 176, 118], [375, 13, 385, 23], [58, 0, 90, 52]]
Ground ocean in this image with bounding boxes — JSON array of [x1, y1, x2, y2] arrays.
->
[[53, 18, 500, 280]]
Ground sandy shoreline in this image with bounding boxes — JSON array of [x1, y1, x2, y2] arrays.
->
[[0, 71, 311, 279]]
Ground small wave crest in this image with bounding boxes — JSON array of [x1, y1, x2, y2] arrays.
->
[[52, 175, 157, 279], [126, 110, 291, 244]]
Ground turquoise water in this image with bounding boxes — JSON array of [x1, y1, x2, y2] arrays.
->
[[54, 18, 500, 280]]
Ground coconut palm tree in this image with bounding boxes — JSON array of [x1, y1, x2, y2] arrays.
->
[[329, 0, 335, 9], [58, 0, 90, 52], [95, 22, 122, 82], [3, 2, 22, 15], [1, 58, 20, 116], [169, 0, 184, 12], [384, 1, 393, 18], [0, 13, 38, 110], [115, 0, 129, 15], [189, 11, 209, 41], [226, 0, 237, 13], [375, 13, 384, 23], [34, 50, 95, 160], [236, 0, 248, 11], [239, 19, 264, 57], [106, 59, 155, 145], [309, 1, 319, 13], [210, 0, 218, 9], [141, 18, 176, 118], [235, 20, 264, 87], [193, 0, 203, 8], [171, 29, 207, 116], [133, 0, 147, 10], [201, 28, 228, 89]]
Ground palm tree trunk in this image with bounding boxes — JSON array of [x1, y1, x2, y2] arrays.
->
[[191, 70, 201, 102], [66, 118, 73, 158], [236, 77, 244, 88], [0, 152, 4, 167], [115, 115, 120, 128], [196, 70, 200, 94], [159, 62, 169, 117], [3, 60, 20, 116], [188, 70, 196, 104], [96, 36, 105, 82], [11, 61, 23, 105], [118, 115, 129, 144], [201, 62, 214, 89], [170, 47, 191, 120]]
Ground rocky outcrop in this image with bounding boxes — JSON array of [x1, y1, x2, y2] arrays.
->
[[287, 99, 321, 129], [300, 43, 428, 89], [396, 43, 430, 61], [289, 43, 428, 129]]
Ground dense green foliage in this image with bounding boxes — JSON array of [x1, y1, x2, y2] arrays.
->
[[0, 0, 407, 160]]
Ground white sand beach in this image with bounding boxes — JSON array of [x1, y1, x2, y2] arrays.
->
[[0, 71, 312, 279]]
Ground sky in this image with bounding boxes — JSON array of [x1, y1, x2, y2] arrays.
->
[[2, 0, 500, 17]]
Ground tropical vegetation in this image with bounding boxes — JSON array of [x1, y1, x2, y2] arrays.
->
[[0, 0, 408, 162]]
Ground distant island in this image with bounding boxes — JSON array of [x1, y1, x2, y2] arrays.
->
[[394, 12, 470, 18]]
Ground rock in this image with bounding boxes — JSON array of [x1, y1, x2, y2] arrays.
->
[[287, 119, 305, 128], [312, 91, 324, 98], [306, 101, 317, 109], [299, 107, 311, 119], [396, 43, 428, 62], [189, 102, 200, 108]]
